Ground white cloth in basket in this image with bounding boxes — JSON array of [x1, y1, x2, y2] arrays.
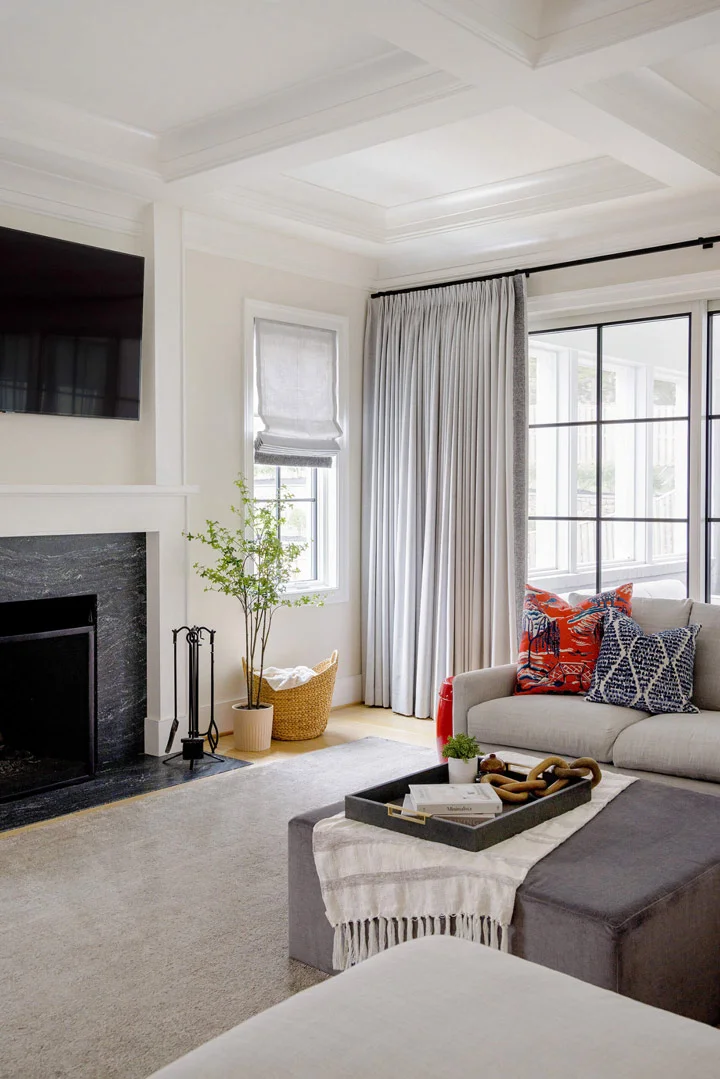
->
[[261, 665, 317, 691]]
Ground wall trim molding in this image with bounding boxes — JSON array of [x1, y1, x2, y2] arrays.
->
[[183, 210, 376, 289]]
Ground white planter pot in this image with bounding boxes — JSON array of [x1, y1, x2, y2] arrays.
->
[[447, 756, 478, 784], [232, 703, 273, 752]]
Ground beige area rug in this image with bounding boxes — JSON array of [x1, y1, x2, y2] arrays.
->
[[0, 738, 435, 1079]]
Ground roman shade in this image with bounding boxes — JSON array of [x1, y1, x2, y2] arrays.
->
[[254, 318, 342, 468]]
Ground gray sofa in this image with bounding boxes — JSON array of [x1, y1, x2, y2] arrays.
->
[[453, 597, 720, 786]]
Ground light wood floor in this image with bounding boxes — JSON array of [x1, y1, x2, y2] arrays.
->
[[217, 703, 436, 765]]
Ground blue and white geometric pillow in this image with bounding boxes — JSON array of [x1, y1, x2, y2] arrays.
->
[[586, 609, 700, 714]]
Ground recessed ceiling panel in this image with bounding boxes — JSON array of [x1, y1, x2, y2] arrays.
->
[[288, 108, 597, 207], [0, 0, 388, 132]]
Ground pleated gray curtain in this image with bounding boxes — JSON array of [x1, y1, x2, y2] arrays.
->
[[362, 275, 527, 718]]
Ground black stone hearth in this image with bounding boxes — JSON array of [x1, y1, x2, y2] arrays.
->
[[0, 753, 250, 832], [0, 533, 252, 830]]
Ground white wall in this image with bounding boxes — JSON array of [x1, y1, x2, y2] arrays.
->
[[0, 206, 151, 485], [183, 247, 368, 730]]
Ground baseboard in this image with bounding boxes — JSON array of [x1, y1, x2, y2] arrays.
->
[[204, 674, 363, 737]]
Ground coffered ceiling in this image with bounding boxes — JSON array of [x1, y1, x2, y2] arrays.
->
[[4, 0, 720, 286]]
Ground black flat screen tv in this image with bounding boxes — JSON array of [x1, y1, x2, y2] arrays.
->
[[0, 225, 144, 420]]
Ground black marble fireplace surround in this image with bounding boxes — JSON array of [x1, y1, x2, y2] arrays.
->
[[0, 532, 147, 772], [0, 532, 249, 831]]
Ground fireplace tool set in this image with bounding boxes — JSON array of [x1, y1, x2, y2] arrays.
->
[[164, 625, 222, 768]]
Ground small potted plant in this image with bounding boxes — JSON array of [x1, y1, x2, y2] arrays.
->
[[441, 733, 482, 783], [186, 475, 323, 752]]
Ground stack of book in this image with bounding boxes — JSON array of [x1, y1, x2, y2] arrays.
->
[[402, 783, 503, 823]]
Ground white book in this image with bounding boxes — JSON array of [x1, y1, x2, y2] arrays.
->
[[399, 795, 496, 824], [408, 783, 503, 815]]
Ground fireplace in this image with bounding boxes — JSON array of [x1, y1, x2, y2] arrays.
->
[[0, 594, 97, 800]]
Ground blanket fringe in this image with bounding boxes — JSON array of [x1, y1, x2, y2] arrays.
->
[[332, 914, 509, 970]]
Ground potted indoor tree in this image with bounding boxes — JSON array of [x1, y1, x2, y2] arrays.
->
[[186, 475, 322, 752], [441, 733, 482, 783]]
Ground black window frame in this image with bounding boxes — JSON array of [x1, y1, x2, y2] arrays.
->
[[529, 312, 692, 596]]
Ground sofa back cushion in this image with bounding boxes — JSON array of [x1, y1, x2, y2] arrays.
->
[[630, 597, 692, 634], [568, 595, 692, 636], [689, 601, 720, 710]]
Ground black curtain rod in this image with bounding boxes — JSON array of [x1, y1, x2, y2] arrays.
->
[[370, 233, 720, 299]]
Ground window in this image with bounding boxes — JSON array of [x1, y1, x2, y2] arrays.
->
[[529, 315, 690, 597], [707, 314, 720, 602], [245, 301, 347, 596], [253, 464, 320, 585]]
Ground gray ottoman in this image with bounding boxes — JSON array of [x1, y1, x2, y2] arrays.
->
[[288, 781, 720, 1023]]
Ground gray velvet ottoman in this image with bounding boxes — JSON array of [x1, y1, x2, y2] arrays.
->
[[288, 781, 720, 1023]]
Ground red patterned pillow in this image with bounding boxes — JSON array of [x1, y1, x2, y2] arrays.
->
[[515, 584, 633, 695]]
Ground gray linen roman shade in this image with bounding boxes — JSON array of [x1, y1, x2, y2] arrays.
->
[[254, 318, 343, 468]]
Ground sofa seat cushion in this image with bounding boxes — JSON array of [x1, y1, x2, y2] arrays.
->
[[613, 711, 720, 781], [467, 694, 647, 763]]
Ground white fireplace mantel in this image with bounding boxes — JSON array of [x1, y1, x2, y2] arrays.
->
[[0, 206, 200, 757], [0, 485, 198, 496]]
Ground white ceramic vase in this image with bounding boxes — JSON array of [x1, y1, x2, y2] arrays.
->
[[232, 703, 273, 752], [447, 756, 479, 784]]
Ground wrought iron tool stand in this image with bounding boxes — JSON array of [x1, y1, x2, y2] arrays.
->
[[164, 626, 222, 768]]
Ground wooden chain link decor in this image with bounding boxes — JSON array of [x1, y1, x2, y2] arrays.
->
[[479, 756, 602, 803]]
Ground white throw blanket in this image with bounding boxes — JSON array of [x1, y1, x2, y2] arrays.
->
[[313, 757, 635, 970], [261, 665, 316, 691]]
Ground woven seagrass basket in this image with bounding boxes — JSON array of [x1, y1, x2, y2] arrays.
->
[[242, 650, 338, 741]]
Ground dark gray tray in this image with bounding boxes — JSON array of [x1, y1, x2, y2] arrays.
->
[[345, 762, 592, 852]]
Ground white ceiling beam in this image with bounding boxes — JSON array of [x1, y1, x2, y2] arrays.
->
[[307, 0, 720, 91], [160, 52, 468, 185], [525, 87, 720, 188], [159, 0, 720, 188]]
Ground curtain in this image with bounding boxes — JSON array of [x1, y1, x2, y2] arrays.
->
[[254, 318, 342, 468], [362, 275, 527, 718]]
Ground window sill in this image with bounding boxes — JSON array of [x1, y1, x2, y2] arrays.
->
[[284, 583, 346, 605]]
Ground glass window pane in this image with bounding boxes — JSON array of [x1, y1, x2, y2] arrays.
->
[[708, 524, 720, 603], [528, 520, 596, 594], [710, 419, 720, 518], [601, 421, 687, 519], [254, 464, 277, 500], [529, 425, 596, 517], [281, 501, 315, 582], [601, 522, 686, 594], [711, 314, 720, 416], [529, 328, 597, 425], [280, 465, 314, 500], [601, 317, 689, 421]]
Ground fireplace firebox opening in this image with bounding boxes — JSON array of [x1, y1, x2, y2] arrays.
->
[[0, 594, 97, 802]]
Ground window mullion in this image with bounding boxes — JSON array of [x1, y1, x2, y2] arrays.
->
[[596, 325, 602, 594]]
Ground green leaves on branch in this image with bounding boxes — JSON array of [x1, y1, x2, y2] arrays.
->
[[185, 474, 324, 709]]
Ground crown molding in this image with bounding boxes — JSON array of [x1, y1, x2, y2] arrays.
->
[[0, 159, 147, 236], [0, 87, 157, 173], [182, 210, 376, 290], [217, 156, 662, 246], [537, 0, 720, 66], [383, 157, 662, 240], [528, 268, 720, 321], [371, 189, 720, 291]]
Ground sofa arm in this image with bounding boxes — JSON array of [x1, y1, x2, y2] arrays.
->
[[452, 665, 516, 735]]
